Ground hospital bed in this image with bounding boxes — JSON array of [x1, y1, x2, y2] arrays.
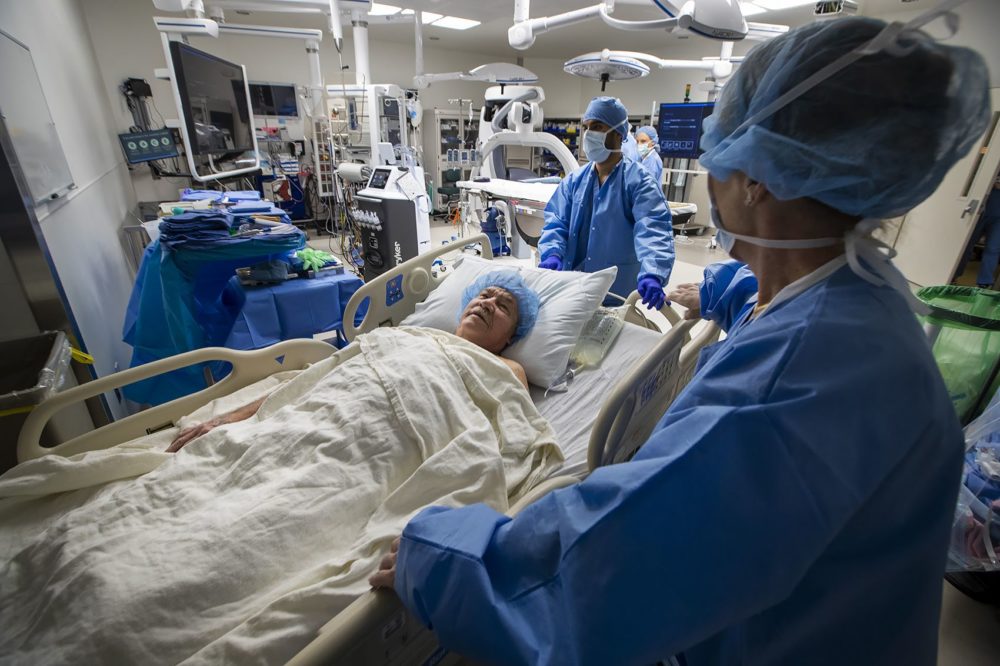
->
[[15, 235, 720, 664]]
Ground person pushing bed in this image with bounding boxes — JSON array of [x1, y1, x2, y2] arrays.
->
[[538, 96, 676, 310]]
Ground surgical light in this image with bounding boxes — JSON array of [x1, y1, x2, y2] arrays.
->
[[431, 16, 481, 30]]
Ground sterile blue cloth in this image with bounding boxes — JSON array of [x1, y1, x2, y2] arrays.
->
[[395, 261, 964, 666], [180, 188, 225, 202], [123, 210, 305, 404], [538, 159, 674, 298], [698, 17, 990, 219], [180, 188, 263, 203], [224, 189, 263, 202], [226, 270, 365, 351]]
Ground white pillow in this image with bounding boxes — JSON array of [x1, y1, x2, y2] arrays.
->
[[401, 256, 616, 388]]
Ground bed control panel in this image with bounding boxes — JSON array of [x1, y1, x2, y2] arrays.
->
[[385, 275, 404, 307]]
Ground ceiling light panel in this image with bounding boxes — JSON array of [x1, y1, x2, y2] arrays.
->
[[430, 16, 481, 30], [401, 9, 444, 23], [368, 3, 401, 15]]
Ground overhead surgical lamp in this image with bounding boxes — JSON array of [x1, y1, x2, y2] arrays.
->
[[566, 47, 738, 90], [414, 62, 539, 91], [563, 53, 650, 91], [509, 0, 788, 50]]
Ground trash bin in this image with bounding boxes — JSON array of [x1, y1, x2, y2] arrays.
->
[[0, 331, 74, 473], [917, 286, 1000, 425]]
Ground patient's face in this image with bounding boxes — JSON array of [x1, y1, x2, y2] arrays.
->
[[456, 286, 519, 354]]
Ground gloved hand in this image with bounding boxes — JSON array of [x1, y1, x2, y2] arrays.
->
[[538, 255, 563, 271], [637, 275, 667, 310]]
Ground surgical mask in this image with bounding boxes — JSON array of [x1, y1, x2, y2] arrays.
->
[[638, 143, 652, 158], [583, 129, 621, 164], [710, 201, 840, 255], [710, 200, 929, 314]]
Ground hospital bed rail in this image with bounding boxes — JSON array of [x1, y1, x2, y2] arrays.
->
[[16, 339, 335, 463]]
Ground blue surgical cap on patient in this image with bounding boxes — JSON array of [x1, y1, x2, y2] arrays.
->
[[583, 97, 629, 139], [637, 126, 659, 143], [699, 16, 990, 219], [460, 271, 541, 342]]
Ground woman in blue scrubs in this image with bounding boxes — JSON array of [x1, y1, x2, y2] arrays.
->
[[636, 125, 664, 185], [372, 14, 991, 666]]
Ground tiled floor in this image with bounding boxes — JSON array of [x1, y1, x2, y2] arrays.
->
[[310, 221, 1000, 661]]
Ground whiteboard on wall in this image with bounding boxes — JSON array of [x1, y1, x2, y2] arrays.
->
[[0, 29, 74, 205]]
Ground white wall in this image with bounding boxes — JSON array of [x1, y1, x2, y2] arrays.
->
[[865, 0, 999, 86], [0, 0, 139, 420], [77, 0, 594, 201]]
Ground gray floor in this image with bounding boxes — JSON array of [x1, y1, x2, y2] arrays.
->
[[310, 222, 1000, 662]]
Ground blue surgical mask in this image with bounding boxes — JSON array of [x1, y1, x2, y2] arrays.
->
[[638, 143, 652, 158]]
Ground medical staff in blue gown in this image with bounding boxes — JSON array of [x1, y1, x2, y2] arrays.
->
[[636, 125, 664, 185], [372, 13, 992, 666], [622, 128, 641, 162], [537, 96, 675, 310]]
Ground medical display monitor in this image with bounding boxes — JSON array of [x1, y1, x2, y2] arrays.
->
[[169, 41, 254, 156], [656, 102, 715, 160], [249, 82, 299, 118]]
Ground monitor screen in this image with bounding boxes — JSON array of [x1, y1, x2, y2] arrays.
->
[[656, 102, 715, 160], [169, 41, 254, 157], [249, 82, 299, 118], [368, 168, 392, 189]]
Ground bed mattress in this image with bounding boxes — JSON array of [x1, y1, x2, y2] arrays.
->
[[532, 322, 664, 478]]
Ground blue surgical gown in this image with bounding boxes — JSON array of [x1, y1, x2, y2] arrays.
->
[[394, 259, 964, 666], [538, 159, 675, 298], [639, 149, 664, 187], [622, 132, 640, 162]]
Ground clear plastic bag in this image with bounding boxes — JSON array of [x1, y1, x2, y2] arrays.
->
[[570, 307, 626, 368], [948, 393, 1000, 572]]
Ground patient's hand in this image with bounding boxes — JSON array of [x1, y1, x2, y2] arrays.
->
[[369, 537, 400, 590], [166, 395, 269, 453], [667, 283, 702, 320]]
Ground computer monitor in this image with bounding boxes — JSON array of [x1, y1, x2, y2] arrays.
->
[[656, 102, 715, 160], [169, 41, 254, 157], [249, 82, 299, 118]]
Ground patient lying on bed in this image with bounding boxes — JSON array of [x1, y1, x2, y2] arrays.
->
[[0, 270, 560, 666], [168, 270, 540, 452]]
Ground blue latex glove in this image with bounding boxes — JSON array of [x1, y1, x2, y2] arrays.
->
[[637, 275, 666, 310], [538, 255, 563, 271]]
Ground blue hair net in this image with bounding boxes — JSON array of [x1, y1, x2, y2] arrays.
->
[[583, 97, 629, 139], [460, 271, 541, 343], [699, 16, 991, 219], [637, 126, 659, 143]]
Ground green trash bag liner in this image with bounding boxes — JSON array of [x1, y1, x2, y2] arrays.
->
[[919, 286, 1000, 423]]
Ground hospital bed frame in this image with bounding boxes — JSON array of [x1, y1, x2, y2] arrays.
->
[[15, 235, 720, 665]]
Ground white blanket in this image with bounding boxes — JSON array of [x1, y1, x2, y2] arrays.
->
[[0, 327, 562, 665]]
